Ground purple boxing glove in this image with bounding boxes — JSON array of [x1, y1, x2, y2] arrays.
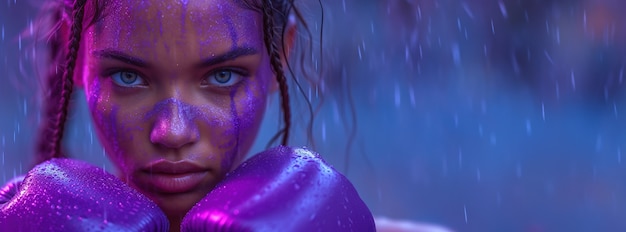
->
[[0, 176, 24, 205], [0, 158, 169, 231], [181, 146, 375, 232]]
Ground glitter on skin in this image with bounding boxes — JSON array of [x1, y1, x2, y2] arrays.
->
[[144, 98, 204, 151], [179, 0, 188, 34], [219, 3, 239, 50], [76, 0, 275, 230]]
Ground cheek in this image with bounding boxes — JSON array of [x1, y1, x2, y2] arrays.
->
[[86, 79, 137, 171], [226, 75, 270, 166], [87, 79, 117, 155]]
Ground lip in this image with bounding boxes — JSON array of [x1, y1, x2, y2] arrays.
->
[[140, 160, 210, 193]]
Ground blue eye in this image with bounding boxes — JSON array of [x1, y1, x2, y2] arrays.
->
[[202, 70, 243, 87], [111, 71, 146, 87]]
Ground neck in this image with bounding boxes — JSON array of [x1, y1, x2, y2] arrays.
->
[[168, 213, 182, 232]]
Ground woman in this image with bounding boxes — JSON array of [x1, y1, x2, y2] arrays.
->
[[0, 0, 375, 231]]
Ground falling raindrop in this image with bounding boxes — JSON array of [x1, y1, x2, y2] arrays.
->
[[496, 191, 502, 207], [512, 52, 520, 75], [463, 205, 468, 223], [583, 10, 587, 32], [483, 44, 488, 57], [544, 50, 554, 64], [394, 83, 401, 107], [595, 135, 603, 152], [321, 120, 326, 142], [524, 11, 529, 22], [555, 82, 560, 100], [418, 44, 423, 59], [541, 102, 546, 121], [417, 5, 422, 20], [404, 45, 409, 63], [498, 0, 508, 18], [451, 43, 461, 66], [570, 70, 576, 91], [332, 101, 340, 124], [462, 3, 474, 19]]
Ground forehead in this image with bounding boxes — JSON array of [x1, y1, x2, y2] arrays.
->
[[88, 0, 263, 55]]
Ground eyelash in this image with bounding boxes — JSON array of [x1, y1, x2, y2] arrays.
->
[[109, 70, 148, 88], [105, 68, 247, 89], [201, 68, 247, 88]]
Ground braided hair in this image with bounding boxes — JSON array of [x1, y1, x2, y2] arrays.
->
[[261, 0, 292, 146], [35, 0, 87, 165], [35, 0, 311, 165]]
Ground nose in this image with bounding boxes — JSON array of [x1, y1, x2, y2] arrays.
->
[[149, 99, 199, 149]]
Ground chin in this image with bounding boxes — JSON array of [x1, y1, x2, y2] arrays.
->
[[127, 176, 215, 219], [151, 189, 211, 221]]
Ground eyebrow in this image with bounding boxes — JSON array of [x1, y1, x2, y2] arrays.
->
[[195, 46, 258, 68], [92, 49, 150, 68], [92, 46, 259, 69]]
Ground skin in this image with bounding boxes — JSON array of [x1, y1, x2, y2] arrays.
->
[[74, 0, 285, 230]]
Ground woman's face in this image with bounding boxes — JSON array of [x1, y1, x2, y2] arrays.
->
[[78, 0, 273, 220]]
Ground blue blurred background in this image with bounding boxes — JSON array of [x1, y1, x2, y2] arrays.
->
[[2, 0, 626, 231]]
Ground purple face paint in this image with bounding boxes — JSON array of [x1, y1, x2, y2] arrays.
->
[[157, 10, 164, 36], [225, 87, 241, 172], [219, 3, 239, 50], [145, 98, 201, 148], [178, 0, 189, 34], [82, 0, 273, 228]]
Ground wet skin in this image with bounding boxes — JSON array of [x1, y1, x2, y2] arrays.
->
[[75, 0, 274, 230]]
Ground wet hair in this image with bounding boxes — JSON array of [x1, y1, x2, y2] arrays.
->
[[34, 0, 315, 164]]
